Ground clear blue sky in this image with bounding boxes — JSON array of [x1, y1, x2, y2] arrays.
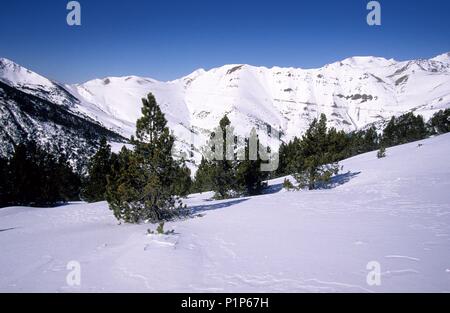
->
[[1, 0, 449, 83]]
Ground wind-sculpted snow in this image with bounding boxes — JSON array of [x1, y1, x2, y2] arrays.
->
[[1, 134, 449, 292]]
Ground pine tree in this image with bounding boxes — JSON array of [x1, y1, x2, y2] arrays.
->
[[82, 137, 114, 202], [4, 141, 80, 207], [362, 126, 380, 152], [293, 114, 339, 190], [382, 113, 429, 147], [276, 137, 300, 176], [428, 109, 450, 134], [106, 146, 142, 223], [172, 161, 192, 197], [207, 115, 237, 199], [377, 145, 386, 158], [193, 157, 215, 193], [106, 93, 184, 223], [236, 128, 268, 195]]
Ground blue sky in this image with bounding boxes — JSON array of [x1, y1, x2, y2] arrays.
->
[[1, 0, 449, 83]]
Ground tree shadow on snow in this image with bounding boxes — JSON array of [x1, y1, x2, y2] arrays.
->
[[0, 227, 16, 233], [263, 171, 361, 194], [190, 198, 249, 214], [262, 183, 284, 195], [316, 171, 361, 189]]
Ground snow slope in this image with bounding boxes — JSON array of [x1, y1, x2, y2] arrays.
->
[[1, 134, 449, 292]]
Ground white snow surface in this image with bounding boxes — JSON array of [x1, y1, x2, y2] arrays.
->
[[1, 134, 450, 292]]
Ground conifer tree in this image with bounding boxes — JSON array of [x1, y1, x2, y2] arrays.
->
[[382, 113, 428, 147], [4, 141, 80, 207], [293, 114, 339, 190], [377, 145, 386, 159], [236, 128, 267, 195], [53, 154, 81, 202], [207, 115, 238, 199], [193, 157, 215, 193], [106, 93, 184, 223], [82, 137, 114, 203], [172, 161, 192, 197], [428, 109, 450, 134]]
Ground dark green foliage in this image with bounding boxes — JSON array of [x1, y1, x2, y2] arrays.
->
[[54, 154, 82, 202], [381, 113, 429, 147], [377, 146, 386, 159], [276, 137, 300, 176], [106, 93, 185, 223], [282, 178, 295, 191], [193, 157, 215, 193], [292, 114, 339, 190], [0, 157, 11, 207], [156, 222, 165, 234], [428, 109, 450, 134], [346, 126, 380, 156], [236, 129, 268, 196], [0, 141, 81, 208], [209, 115, 238, 199], [172, 162, 192, 197], [106, 147, 142, 223], [81, 137, 115, 203], [276, 112, 439, 182], [276, 125, 379, 178], [196, 117, 270, 198], [326, 127, 352, 162]]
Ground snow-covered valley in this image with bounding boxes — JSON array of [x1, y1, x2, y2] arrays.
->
[[1, 134, 449, 293]]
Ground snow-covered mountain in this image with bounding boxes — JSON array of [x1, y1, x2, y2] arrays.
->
[[1, 53, 450, 168], [69, 52, 450, 162], [0, 58, 126, 172]]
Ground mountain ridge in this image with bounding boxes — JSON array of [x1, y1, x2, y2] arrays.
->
[[1, 53, 450, 169]]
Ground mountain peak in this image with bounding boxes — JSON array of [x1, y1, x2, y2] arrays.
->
[[339, 56, 395, 68], [0, 57, 16, 65], [432, 52, 450, 64], [0, 57, 22, 72], [0, 57, 53, 88]]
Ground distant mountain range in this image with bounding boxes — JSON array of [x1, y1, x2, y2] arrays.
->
[[1, 52, 449, 171]]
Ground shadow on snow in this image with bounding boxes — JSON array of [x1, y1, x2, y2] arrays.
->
[[190, 198, 250, 214], [263, 171, 361, 194]]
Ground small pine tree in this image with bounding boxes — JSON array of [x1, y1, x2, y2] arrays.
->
[[207, 115, 237, 199], [156, 222, 166, 234], [106, 93, 184, 223], [377, 146, 386, 159], [282, 178, 295, 191], [293, 114, 339, 190], [236, 128, 268, 195]]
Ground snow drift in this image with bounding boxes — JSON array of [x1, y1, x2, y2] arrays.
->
[[1, 133, 449, 292]]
